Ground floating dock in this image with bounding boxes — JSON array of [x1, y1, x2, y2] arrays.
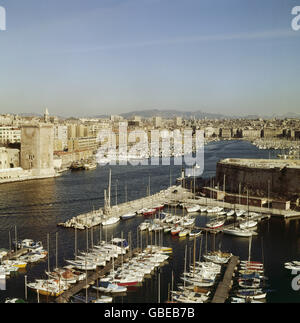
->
[[211, 256, 239, 303]]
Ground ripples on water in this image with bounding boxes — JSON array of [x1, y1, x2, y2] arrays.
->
[[0, 140, 299, 303]]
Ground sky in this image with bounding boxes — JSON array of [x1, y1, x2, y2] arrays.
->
[[0, 0, 299, 117]]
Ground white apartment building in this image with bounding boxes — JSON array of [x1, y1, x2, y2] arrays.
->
[[53, 125, 68, 151], [0, 126, 21, 143]]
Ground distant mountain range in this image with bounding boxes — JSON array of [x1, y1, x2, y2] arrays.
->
[[15, 109, 300, 120], [18, 112, 42, 117], [120, 109, 228, 119], [93, 109, 232, 120], [93, 109, 300, 120]]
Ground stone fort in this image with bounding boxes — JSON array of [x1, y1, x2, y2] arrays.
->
[[20, 124, 55, 177]]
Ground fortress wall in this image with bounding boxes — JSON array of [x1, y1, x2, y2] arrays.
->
[[216, 159, 300, 199]]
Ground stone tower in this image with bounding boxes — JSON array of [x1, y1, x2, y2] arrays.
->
[[44, 108, 49, 123], [20, 124, 55, 177]]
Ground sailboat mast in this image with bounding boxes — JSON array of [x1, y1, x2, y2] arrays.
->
[[184, 245, 187, 289], [248, 235, 252, 263], [56, 232, 58, 269], [104, 189, 106, 211], [108, 169, 111, 209], [261, 237, 265, 267], [247, 189, 249, 215], [171, 271, 174, 302], [193, 236, 196, 276], [199, 234, 203, 263], [158, 268, 160, 303], [47, 233, 50, 273], [8, 230, 11, 253], [15, 226, 17, 252], [75, 227, 77, 259], [193, 166, 196, 197], [115, 180, 118, 206]]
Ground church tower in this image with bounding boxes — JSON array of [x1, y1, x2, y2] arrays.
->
[[44, 108, 49, 123]]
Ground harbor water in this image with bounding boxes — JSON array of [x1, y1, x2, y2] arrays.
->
[[0, 140, 299, 303]]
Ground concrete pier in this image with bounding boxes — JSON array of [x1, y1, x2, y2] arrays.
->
[[58, 185, 193, 229], [57, 183, 300, 232], [186, 196, 300, 219]]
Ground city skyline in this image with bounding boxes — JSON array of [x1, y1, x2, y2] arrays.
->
[[1, 0, 300, 117]]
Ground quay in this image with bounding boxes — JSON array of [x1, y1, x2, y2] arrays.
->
[[211, 256, 239, 303], [185, 196, 300, 219], [58, 183, 300, 231], [58, 185, 193, 229], [192, 211, 271, 235], [55, 248, 141, 303]]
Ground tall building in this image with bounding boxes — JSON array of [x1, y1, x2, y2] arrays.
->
[[175, 117, 182, 127], [0, 126, 21, 143], [44, 108, 50, 123], [20, 124, 55, 177], [76, 124, 85, 138], [67, 124, 77, 139], [53, 125, 68, 151], [154, 116, 162, 128], [133, 116, 142, 122]]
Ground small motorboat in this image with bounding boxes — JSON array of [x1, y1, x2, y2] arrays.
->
[[179, 229, 190, 238], [185, 205, 200, 213], [223, 228, 255, 237], [93, 281, 127, 293], [93, 295, 113, 303], [206, 218, 226, 229], [239, 220, 258, 229], [171, 226, 182, 236], [189, 229, 202, 238], [120, 212, 136, 220], [235, 210, 246, 217], [236, 288, 267, 300], [154, 204, 164, 211], [226, 210, 235, 217], [143, 209, 157, 217], [102, 216, 120, 226]]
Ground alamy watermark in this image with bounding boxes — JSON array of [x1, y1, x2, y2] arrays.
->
[[0, 5, 6, 31], [291, 269, 300, 291], [291, 6, 300, 31], [96, 123, 204, 177]]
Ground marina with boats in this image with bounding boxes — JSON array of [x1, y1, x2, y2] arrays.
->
[[0, 230, 274, 304], [0, 181, 288, 303], [1, 140, 300, 303]]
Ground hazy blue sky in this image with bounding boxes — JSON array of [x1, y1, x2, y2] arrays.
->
[[0, 0, 299, 117]]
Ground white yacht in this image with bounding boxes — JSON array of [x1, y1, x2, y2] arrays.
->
[[101, 216, 120, 226]]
